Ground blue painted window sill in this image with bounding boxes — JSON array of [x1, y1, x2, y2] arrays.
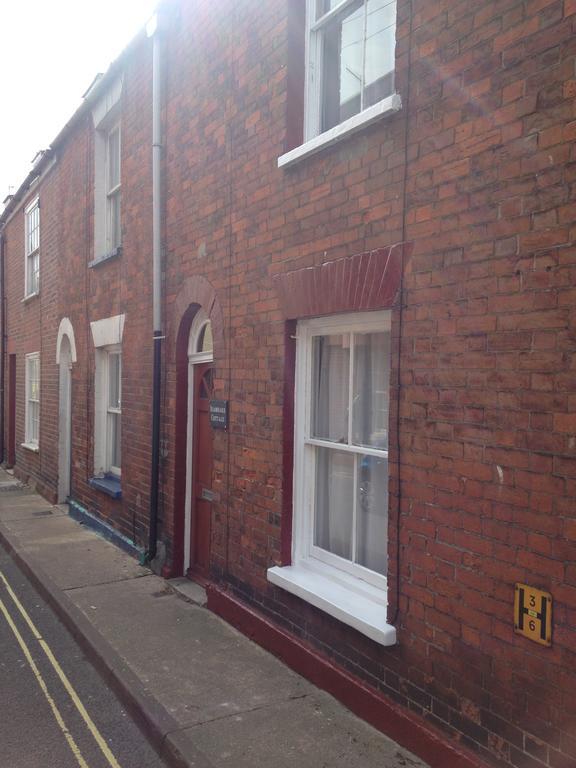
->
[[89, 475, 122, 499]]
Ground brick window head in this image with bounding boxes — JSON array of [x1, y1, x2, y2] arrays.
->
[[24, 197, 40, 297], [24, 352, 40, 450], [306, 0, 397, 139]]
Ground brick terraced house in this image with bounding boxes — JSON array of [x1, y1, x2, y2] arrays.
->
[[1, 1, 575, 766]]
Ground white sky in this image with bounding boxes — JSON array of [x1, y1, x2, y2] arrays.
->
[[0, 0, 157, 210]]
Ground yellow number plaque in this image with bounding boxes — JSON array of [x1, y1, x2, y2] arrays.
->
[[514, 584, 552, 647]]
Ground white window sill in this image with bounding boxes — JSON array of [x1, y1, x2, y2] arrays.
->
[[267, 560, 396, 646], [89, 247, 122, 269], [22, 292, 40, 304], [278, 93, 402, 169], [21, 442, 39, 453]]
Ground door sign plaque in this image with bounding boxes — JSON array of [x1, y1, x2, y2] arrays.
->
[[209, 400, 228, 430]]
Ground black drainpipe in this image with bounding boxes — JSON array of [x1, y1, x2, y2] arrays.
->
[[147, 13, 163, 563]]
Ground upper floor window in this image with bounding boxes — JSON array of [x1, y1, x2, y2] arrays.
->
[[24, 198, 40, 296], [106, 124, 121, 254], [91, 77, 122, 263], [307, 0, 397, 138]]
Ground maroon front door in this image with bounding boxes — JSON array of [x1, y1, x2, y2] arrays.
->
[[188, 363, 214, 581]]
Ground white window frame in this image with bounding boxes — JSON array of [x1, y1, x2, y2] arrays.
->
[[105, 122, 121, 255], [104, 347, 122, 477], [92, 77, 122, 262], [278, 0, 401, 168], [91, 314, 125, 478], [268, 310, 396, 646], [24, 197, 40, 297], [23, 352, 40, 451]]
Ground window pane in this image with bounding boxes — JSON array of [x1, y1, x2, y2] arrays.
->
[[27, 204, 39, 254], [28, 252, 39, 294], [199, 368, 214, 399], [356, 454, 388, 573], [108, 354, 121, 409], [108, 412, 121, 469], [108, 127, 120, 190], [316, 0, 347, 17], [312, 334, 350, 443], [314, 447, 354, 560], [321, 0, 364, 131], [197, 321, 213, 354], [29, 358, 39, 400], [108, 191, 121, 251], [352, 331, 390, 449], [364, 0, 396, 107], [30, 401, 40, 443]]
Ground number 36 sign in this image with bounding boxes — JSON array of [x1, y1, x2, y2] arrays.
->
[[514, 583, 552, 647]]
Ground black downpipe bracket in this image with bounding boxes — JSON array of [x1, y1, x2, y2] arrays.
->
[[148, 331, 162, 561]]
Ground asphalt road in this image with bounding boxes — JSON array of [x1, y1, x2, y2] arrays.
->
[[0, 549, 167, 768]]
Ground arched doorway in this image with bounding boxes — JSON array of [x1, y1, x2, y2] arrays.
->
[[183, 310, 214, 580], [56, 318, 77, 504]]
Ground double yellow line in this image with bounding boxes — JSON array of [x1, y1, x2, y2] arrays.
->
[[0, 569, 122, 768]]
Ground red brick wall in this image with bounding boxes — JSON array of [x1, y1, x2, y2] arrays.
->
[[2, 37, 154, 544], [160, 1, 576, 766]]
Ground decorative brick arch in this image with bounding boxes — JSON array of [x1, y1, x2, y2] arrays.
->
[[273, 243, 410, 320], [170, 275, 225, 363], [170, 275, 225, 576]]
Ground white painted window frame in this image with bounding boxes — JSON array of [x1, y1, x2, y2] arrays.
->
[[105, 122, 121, 255], [268, 310, 396, 646], [278, 0, 401, 168], [295, 311, 391, 585], [92, 77, 122, 261], [24, 352, 40, 451], [91, 314, 125, 477], [105, 347, 122, 477], [24, 197, 40, 297]]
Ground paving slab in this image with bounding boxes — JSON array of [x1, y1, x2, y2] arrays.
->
[[1, 514, 150, 589], [0, 495, 62, 521], [183, 693, 427, 768], [69, 574, 312, 726]]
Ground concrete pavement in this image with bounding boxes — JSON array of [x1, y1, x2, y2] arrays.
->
[[0, 472, 428, 768]]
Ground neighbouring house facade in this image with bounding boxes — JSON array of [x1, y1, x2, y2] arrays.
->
[[1, 2, 575, 767]]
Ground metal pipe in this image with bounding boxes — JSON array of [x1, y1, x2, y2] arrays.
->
[[152, 18, 162, 335], [148, 14, 163, 562]]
